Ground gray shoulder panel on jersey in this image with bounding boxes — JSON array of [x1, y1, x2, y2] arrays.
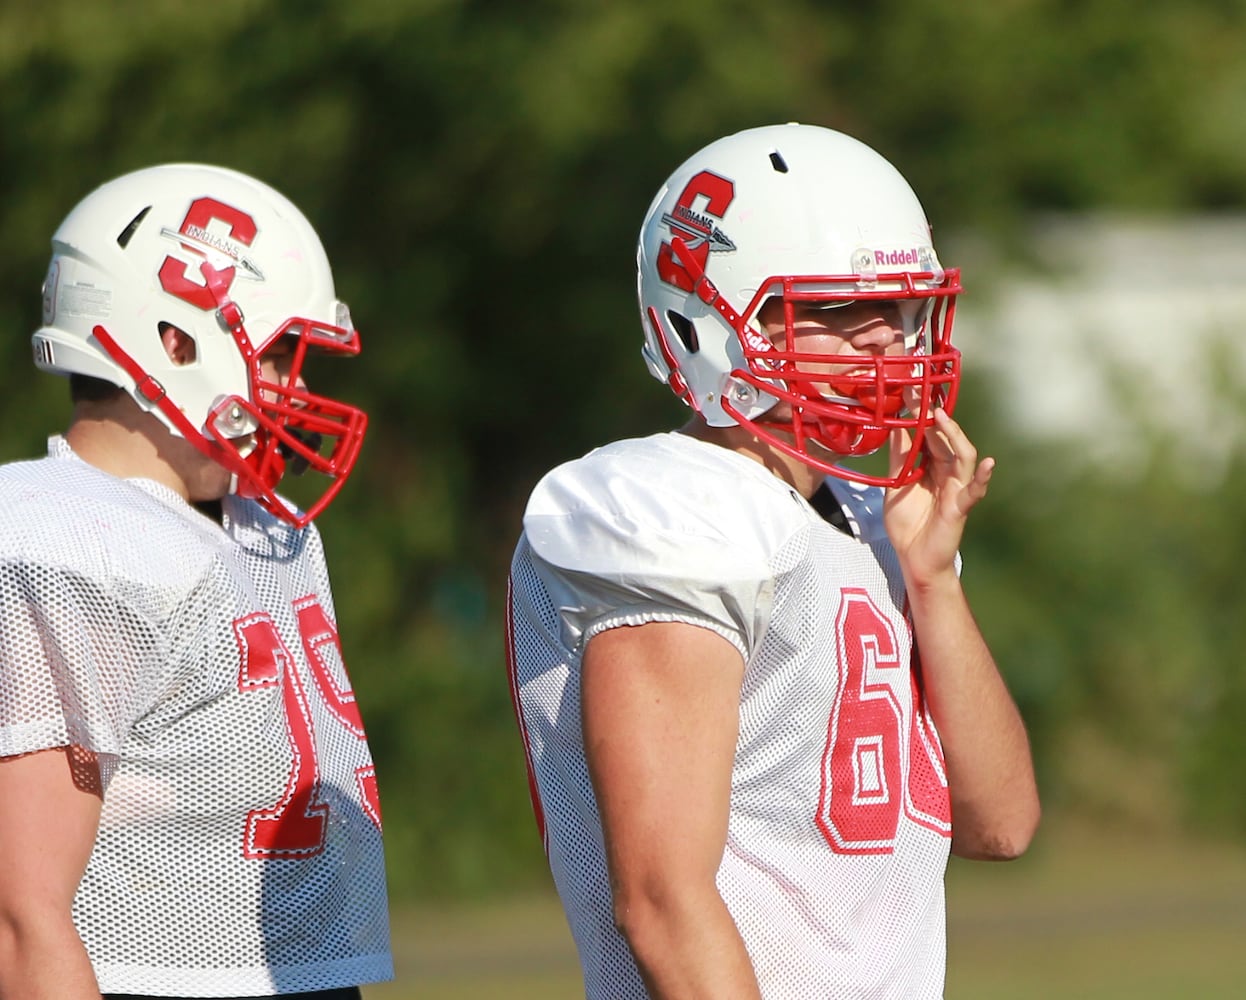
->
[[522, 433, 811, 657], [823, 475, 887, 542]]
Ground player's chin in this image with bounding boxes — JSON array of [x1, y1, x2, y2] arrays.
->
[[799, 435, 887, 473], [187, 464, 236, 503]]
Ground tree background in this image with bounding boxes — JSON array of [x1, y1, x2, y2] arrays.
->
[[2, 0, 1245, 899]]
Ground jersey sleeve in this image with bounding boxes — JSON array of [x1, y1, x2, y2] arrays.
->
[[0, 554, 164, 782], [522, 450, 790, 661]]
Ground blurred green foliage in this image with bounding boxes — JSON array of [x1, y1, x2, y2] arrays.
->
[[1, 0, 1244, 899]]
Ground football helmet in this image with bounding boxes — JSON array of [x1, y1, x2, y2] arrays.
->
[[637, 123, 962, 487], [34, 163, 366, 526]]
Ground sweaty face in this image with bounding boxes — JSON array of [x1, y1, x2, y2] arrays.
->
[[256, 334, 306, 402], [756, 296, 914, 409], [721, 269, 962, 488], [760, 295, 907, 351]]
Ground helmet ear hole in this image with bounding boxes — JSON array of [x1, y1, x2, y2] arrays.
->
[[157, 322, 198, 366], [667, 311, 699, 353]]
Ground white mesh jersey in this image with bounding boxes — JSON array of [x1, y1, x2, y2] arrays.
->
[[0, 437, 392, 997], [507, 432, 954, 1000]]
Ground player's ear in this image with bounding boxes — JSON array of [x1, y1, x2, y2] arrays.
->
[[158, 322, 197, 366]]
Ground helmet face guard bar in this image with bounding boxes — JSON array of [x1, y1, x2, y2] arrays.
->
[[668, 235, 963, 487], [210, 363, 368, 527], [724, 332, 961, 487], [739, 275, 961, 487], [93, 318, 367, 527]]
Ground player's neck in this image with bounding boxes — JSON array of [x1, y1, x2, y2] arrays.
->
[[677, 417, 823, 498], [65, 399, 193, 501]]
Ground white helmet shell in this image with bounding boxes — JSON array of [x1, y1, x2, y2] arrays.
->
[[34, 163, 367, 524]]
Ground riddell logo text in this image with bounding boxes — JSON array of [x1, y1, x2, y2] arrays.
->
[[742, 325, 775, 355], [875, 248, 927, 266]]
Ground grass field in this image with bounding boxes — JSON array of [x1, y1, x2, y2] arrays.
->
[[366, 813, 1246, 998]]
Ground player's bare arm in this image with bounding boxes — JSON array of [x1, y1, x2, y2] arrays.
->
[[904, 573, 1040, 860], [0, 746, 103, 1000], [884, 411, 1040, 859], [581, 621, 763, 1000]]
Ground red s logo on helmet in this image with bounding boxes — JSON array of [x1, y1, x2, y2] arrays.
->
[[158, 197, 259, 311], [656, 170, 736, 292]]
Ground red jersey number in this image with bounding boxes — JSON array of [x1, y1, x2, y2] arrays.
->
[[234, 597, 381, 859], [816, 588, 951, 855]]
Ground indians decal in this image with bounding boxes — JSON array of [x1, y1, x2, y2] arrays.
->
[[158, 197, 263, 312], [657, 170, 737, 292]]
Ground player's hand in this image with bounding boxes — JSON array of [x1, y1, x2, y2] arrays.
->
[[883, 408, 993, 588]]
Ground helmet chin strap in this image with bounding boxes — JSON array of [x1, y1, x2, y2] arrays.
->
[[93, 323, 259, 496], [669, 236, 750, 332], [92, 324, 223, 443]]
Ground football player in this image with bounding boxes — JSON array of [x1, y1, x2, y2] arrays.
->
[[506, 123, 1040, 999], [0, 164, 392, 999]]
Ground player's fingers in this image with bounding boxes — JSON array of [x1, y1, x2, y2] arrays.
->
[[924, 427, 957, 464], [931, 409, 978, 473], [888, 426, 913, 480], [959, 456, 995, 512]]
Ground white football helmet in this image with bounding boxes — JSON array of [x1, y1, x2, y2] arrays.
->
[[34, 163, 366, 525], [637, 123, 962, 487]]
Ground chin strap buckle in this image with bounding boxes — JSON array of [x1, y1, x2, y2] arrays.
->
[[135, 374, 167, 403]]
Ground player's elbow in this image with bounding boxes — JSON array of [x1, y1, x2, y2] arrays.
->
[[955, 829, 1033, 862], [953, 800, 1041, 861], [610, 879, 669, 955], [609, 872, 709, 961], [0, 899, 81, 992]]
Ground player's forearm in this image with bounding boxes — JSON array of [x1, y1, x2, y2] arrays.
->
[[906, 572, 1040, 860], [615, 886, 762, 1000], [0, 748, 104, 998], [0, 912, 101, 1000]]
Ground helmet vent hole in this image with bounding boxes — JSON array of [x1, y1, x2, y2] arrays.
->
[[117, 206, 152, 248], [667, 311, 699, 353], [768, 151, 789, 173]]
